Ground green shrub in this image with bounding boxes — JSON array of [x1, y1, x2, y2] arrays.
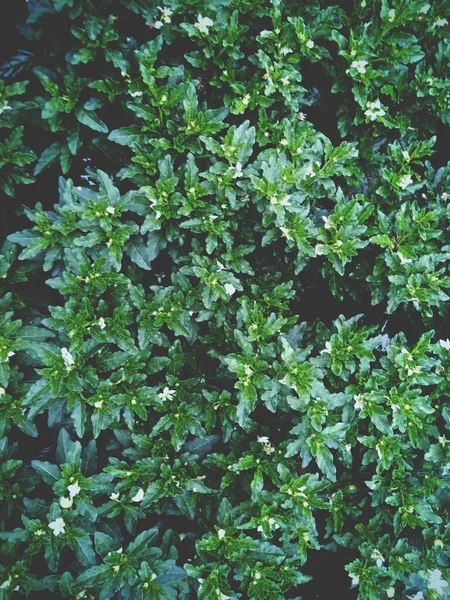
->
[[0, 1, 449, 599]]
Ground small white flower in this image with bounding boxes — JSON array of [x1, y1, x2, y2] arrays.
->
[[254, 572, 261, 580], [349, 573, 360, 586], [0, 102, 12, 115], [353, 394, 364, 411], [110, 492, 120, 501], [321, 341, 332, 354], [61, 347, 74, 369], [98, 317, 106, 330], [158, 386, 176, 402], [106, 205, 115, 215], [280, 226, 292, 240], [60, 496, 73, 509], [442, 192, 449, 201], [322, 215, 332, 229], [242, 94, 251, 106], [154, 20, 163, 29], [351, 59, 368, 74], [439, 338, 450, 350], [306, 40, 315, 48], [433, 18, 448, 28], [407, 593, 424, 600], [224, 283, 236, 296], [130, 91, 143, 98], [259, 30, 272, 37], [387, 8, 396, 21], [217, 528, 226, 539], [398, 174, 413, 189], [131, 488, 144, 502], [371, 548, 385, 568], [232, 162, 243, 178], [157, 6, 173, 22], [195, 15, 214, 34], [49, 518, 66, 536], [7, 351, 15, 358], [94, 400, 103, 409], [397, 252, 412, 265], [257, 436, 270, 444], [365, 99, 386, 121], [427, 568, 448, 594], [280, 47, 293, 56], [281, 76, 290, 86], [67, 481, 81, 498]]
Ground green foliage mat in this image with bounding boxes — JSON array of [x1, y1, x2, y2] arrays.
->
[[0, 1, 449, 599]]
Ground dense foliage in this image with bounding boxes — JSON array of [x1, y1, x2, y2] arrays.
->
[[0, 1, 449, 599]]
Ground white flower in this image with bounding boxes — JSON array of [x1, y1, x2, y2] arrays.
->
[[49, 518, 66, 536], [98, 317, 106, 330], [259, 30, 272, 37], [224, 283, 236, 296], [321, 341, 332, 354], [131, 488, 144, 502], [130, 90, 143, 98], [60, 496, 73, 509], [351, 59, 368, 74], [398, 174, 413, 189], [257, 436, 270, 444], [280, 226, 292, 240], [154, 21, 163, 29], [158, 6, 173, 21], [280, 47, 293, 56], [306, 40, 315, 48], [110, 492, 120, 501], [281, 76, 290, 86], [242, 94, 251, 106], [0, 102, 12, 115], [106, 205, 115, 214], [67, 481, 81, 498], [61, 347, 74, 369], [371, 548, 385, 568], [428, 568, 448, 594], [433, 18, 448, 27], [439, 338, 450, 350], [365, 99, 386, 121], [195, 15, 214, 34], [297, 112, 306, 121], [158, 386, 175, 402], [397, 252, 412, 265], [217, 528, 226, 539], [232, 162, 243, 178], [349, 573, 360, 587], [353, 394, 364, 411], [322, 215, 332, 229], [442, 192, 449, 201], [387, 9, 396, 21]]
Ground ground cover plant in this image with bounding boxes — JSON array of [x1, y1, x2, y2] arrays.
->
[[0, 0, 449, 598]]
